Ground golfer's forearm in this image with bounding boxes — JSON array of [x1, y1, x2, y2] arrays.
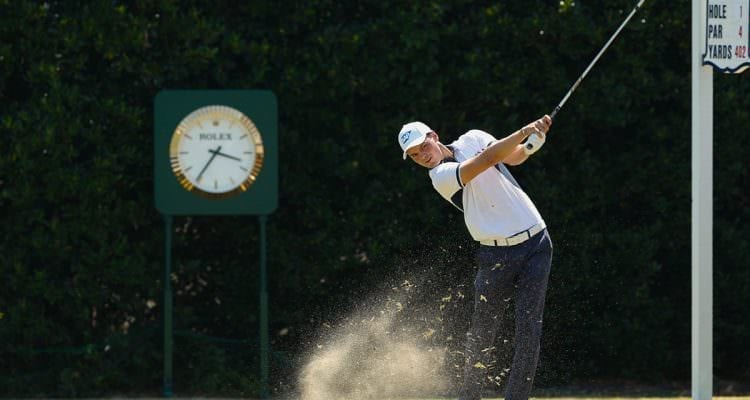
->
[[487, 129, 531, 164], [503, 145, 530, 166], [459, 129, 531, 184]]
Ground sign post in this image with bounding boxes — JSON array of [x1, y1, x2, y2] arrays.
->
[[692, 2, 713, 398], [693, 2, 747, 400]]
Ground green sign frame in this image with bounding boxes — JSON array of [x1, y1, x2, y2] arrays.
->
[[154, 90, 278, 215], [153, 90, 277, 398]]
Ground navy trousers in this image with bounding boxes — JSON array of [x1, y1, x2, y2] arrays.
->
[[458, 229, 553, 400]]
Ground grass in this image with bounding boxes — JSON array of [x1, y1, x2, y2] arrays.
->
[[77, 396, 750, 400], [261, 397, 750, 400]]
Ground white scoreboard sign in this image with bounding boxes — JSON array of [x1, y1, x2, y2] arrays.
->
[[703, 0, 750, 72]]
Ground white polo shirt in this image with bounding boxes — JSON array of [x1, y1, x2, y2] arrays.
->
[[428, 129, 545, 242]]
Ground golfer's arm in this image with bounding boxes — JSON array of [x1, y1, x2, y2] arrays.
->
[[502, 145, 530, 166], [459, 128, 531, 184]]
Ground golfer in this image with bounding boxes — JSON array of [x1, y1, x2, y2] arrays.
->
[[397, 115, 553, 400]]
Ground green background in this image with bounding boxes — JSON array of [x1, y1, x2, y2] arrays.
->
[[154, 90, 278, 216], [1, 0, 749, 398]]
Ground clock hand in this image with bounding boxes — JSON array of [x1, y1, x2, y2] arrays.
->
[[208, 148, 242, 162], [196, 145, 222, 182]]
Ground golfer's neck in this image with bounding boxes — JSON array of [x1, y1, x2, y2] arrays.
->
[[438, 143, 454, 160]]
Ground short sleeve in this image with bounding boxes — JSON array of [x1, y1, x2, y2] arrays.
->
[[464, 129, 497, 149], [429, 161, 463, 202]]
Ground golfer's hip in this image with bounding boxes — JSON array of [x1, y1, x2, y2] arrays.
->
[[478, 222, 546, 247]]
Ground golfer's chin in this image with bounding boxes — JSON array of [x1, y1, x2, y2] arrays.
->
[[427, 159, 442, 169]]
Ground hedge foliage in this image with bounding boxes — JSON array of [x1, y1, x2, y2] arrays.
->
[[1, 0, 749, 397]]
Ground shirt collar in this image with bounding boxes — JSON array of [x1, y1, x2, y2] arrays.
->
[[442, 145, 457, 163]]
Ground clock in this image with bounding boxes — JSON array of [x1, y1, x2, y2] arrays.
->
[[169, 105, 264, 199]]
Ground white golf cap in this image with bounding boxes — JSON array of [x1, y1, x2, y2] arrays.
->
[[397, 121, 432, 160]]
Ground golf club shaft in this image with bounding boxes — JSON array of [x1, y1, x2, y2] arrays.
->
[[550, 0, 646, 120]]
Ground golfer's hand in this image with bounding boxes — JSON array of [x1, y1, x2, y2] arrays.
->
[[520, 116, 551, 156], [534, 115, 552, 136], [521, 115, 551, 138]]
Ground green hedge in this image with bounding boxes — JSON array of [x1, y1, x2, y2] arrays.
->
[[1, 0, 748, 396]]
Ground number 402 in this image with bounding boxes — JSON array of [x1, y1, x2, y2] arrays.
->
[[736, 45, 747, 58]]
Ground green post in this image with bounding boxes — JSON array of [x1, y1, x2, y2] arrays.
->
[[163, 214, 174, 398], [259, 215, 269, 399], [155, 91, 277, 397]]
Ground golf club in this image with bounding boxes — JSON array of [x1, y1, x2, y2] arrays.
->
[[525, 0, 647, 153]]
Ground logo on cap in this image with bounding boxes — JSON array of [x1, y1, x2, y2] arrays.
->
[[400, 131, 412, 145]]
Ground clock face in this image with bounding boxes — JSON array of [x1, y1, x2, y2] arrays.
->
[[169, 105, 264, 199]]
